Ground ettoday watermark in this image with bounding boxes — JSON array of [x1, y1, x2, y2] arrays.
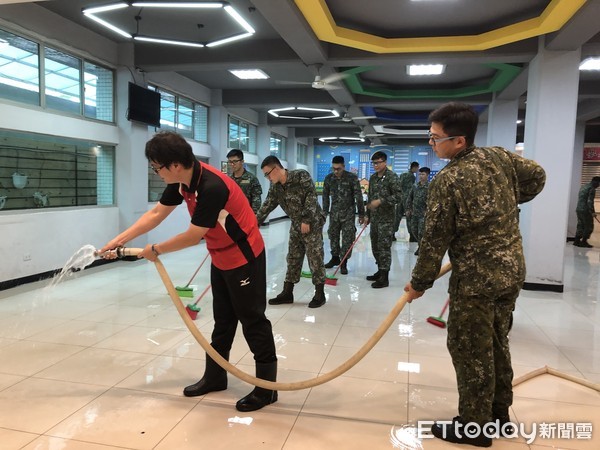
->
[[417, 420, 593, 444]]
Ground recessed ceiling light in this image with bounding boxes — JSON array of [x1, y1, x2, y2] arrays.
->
[[229, 69, 269, 80], [579, 57, 600, 71], [319, 137, 365, 143], [407, 64, 445, 76], [268, 107, 339, 120]]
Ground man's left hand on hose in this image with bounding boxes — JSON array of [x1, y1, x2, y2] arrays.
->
[[139, 243, 160, 262]]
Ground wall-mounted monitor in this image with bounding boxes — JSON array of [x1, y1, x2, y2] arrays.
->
[[127, 82, 161, 127]]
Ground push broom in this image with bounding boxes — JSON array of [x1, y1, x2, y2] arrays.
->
[[427, 297, 449, 328], [325, 223, 368, 286], [185, 284, 211, 320], [176, 252, 209, 297]]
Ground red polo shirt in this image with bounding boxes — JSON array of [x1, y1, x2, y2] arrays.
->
[[160, 161, 264, 270]]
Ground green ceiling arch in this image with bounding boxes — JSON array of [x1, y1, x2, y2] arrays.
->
[[343, 64, 522, 99]]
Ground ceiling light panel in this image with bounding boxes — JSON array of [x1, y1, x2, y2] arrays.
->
[[579, 57, 600, 71], [407, 64, 445, 76], [229, 69, 269, 80]]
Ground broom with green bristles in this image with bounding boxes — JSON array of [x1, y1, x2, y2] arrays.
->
[[176, 252, 209, 297]]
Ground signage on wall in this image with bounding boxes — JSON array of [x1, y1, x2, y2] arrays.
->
[[583, 147, 600, 161]]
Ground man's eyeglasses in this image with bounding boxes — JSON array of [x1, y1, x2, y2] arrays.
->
[[150, 164, 165, 174], [428, 132, 459, 145], [371, 160, 385, 166], [263, 166, 276, 178], [227, 159, 242, 165]]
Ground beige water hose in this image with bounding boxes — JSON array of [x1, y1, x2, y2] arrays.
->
[[118, 247, 450, 390], [118, 248, 600, 393]]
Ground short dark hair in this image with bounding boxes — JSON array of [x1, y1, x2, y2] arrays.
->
[[145, 131, 196, 169], [371, 151, 387, 161], [332, 156, 344, 164], [410, 161, 420, 169], [261, 155, 283, 169], [428, 102, 478, 147], [419, 166, 431, 175], [227, 149, 244, 160], [592, 176, 600, 183]]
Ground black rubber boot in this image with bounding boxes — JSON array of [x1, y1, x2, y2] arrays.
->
[[371, 270, 389, 288], [183, 352, 229, 397], [366, 270, 380, 281], [308, 283, 326, 308], [235, 361, 278, 412], [573, 236, 582, 246], [581, 239, 593, 248], [269, 281, 294, 305], [340, 261, 348, 275], [431, 417, 492, 447], [324, 256, 341, 268]]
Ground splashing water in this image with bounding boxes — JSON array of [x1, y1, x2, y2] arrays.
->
[[46, 244, 98, 289]]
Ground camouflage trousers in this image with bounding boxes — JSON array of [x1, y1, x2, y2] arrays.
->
[[369, 219, 394, 271], [575, 210, 594, 240], [409, 214, 426, 242], [327, 217, 357, 260], [393, 200, 406, 232], [447, 282, 520, 425], [286, 224, 326, 285]]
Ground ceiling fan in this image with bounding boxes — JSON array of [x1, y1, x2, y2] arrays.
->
[[277, 64, 349, 90], [354, 128, 385, 139], [337, 109, 377, 122]]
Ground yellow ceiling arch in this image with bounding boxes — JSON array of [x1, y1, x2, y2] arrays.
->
[[294, 0, 587, 53]]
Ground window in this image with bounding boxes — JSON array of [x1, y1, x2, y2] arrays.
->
[[84, 61, 113, 122], [44, 47, 81, 114], [270, 133, 287, 160], [0, 27, 115, 123], [297, 143, 308, 165], [0, 29, 40, 106], [149, 85, 209, 142], [0, 129, 114, 210], [228, 116, 257, 154]]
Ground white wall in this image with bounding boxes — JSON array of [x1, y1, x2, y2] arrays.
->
[[0, 207, 119, 281]]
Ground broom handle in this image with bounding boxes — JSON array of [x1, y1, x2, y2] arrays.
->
[[192, 284, 211, 306], [331, 222, 368, 277], [439, 297, 450, 317], [184, 252, 210, 287]]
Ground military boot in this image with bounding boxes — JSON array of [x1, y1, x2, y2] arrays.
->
[[324, 256, 340, 268], [308, 283, 326, 308], [371, 270, 389, 288], [269, 281, 294, 305], [581, 239, 593, 248], [236, 361, 278, 412], [183, 352, 229, 397], [573, 236, 582, 246], [366, 269, 380, 281], [340, 261, 348, 275]]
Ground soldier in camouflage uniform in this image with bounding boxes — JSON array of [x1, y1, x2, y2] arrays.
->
[[404, 102, 546, 447], [227, 149, 262, 214], [257, 155, 327, 308], [574, 176, 600, 247], [406, 166, 431, 255], [322, 156, 365, 275], [365, 151, 399, 288], [394, 161, 419, 241]]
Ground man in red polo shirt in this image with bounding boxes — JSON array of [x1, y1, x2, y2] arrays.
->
[[100, 131, 277, 412]]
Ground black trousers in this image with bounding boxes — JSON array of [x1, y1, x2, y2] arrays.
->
[[210, 250, 276, 364]]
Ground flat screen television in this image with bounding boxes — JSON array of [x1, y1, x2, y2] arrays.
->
[[127, 82, 161, 127]]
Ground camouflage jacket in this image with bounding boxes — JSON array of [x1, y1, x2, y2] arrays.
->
[[367, 168, 399, 222], [410, 146, 546, 296], [231, 169, 262, 214], [322, 170, 365, 222], [576, 182, 596, 213], [256, 169, 326, 229], [398, 170, 416, 205], [406, 181, 429, 218]]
